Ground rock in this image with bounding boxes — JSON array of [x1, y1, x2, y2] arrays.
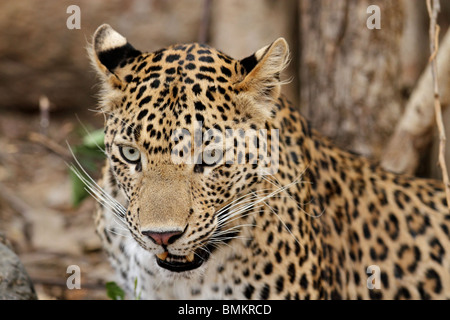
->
[[0, 233, 37, 300]]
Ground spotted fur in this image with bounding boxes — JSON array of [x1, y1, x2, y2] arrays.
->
[[88, 24, 450, 299]]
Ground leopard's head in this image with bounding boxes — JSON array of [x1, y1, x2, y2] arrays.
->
[[90, 24, 289, 274]]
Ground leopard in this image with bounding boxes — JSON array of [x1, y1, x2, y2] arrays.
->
[[86, 24, 450, 300]]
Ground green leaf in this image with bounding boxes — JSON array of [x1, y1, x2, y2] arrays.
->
[[69, 127, 106, 208], [69, 168, 89, 207], [133, 277, 141, 300], [105, 281, 126, 300], [82, 129, 105, 149]]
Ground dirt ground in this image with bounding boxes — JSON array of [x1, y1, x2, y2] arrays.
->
[[0, 108, 115, 300]]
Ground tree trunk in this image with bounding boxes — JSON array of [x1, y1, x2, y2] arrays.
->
[[210, 0, 299, 105], [298, 0, 405, 159]]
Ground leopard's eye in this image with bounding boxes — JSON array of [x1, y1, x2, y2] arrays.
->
[[119, 146, 141, 164]]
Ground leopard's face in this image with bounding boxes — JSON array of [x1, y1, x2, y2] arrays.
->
[[91, 25, 288, 274]]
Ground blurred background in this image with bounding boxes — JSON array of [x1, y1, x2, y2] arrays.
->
[[0, 0, 449, 299]]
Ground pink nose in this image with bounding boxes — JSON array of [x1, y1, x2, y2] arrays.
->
[[142, 230, 183, 246]]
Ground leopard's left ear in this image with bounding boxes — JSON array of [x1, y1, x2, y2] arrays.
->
[[235, 38, 290, 120], [89, 24, 141, 82]]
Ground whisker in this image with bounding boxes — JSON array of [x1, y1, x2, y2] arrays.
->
[[212, 224, 259, 237], [74, 114, 106, 154], [106, 226, 132, 238], [71, 165, 127, 222], [67, 144, 128, 225], [215, 189, 275, 216], [210, 175, 308, 252], [217, 205, 265, 228], [253, 192, 304, 249]]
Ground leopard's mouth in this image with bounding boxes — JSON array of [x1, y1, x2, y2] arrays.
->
[[153, 213, 236, 273], [155, 247, 211, 272]]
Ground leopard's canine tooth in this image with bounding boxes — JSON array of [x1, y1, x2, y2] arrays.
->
[[156, 252, 168, 261], [186, 253, 195, 262]]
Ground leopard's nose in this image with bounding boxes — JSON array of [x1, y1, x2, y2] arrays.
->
[[142, 230, 184, 246]]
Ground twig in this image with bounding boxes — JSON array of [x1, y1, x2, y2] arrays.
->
[[28, 132, 73, 162], [0, 183, 34, 245], [426, 0, 450, 210], [30, 277, 106, 290], [39, 95, 50, 136]]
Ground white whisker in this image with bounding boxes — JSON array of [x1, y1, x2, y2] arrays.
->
[[106, 227, 132, 238], [67, 144, 128, 226], [210, 173, 312, 252], [74, 114, 106, 155], [254, 192, 304, 249]]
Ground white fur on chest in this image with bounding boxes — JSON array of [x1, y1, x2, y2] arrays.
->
[[102, 206, 243, 299], [114, 235, 239, 299]]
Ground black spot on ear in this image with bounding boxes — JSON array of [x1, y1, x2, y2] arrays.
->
[[98, 43, 141, 73], [240, 54, 258, 74]]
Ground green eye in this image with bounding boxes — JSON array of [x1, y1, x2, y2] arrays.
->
[[119, 146, 141, 163]]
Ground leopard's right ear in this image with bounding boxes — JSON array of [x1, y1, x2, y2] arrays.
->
[[89, 24, 141, 82]]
